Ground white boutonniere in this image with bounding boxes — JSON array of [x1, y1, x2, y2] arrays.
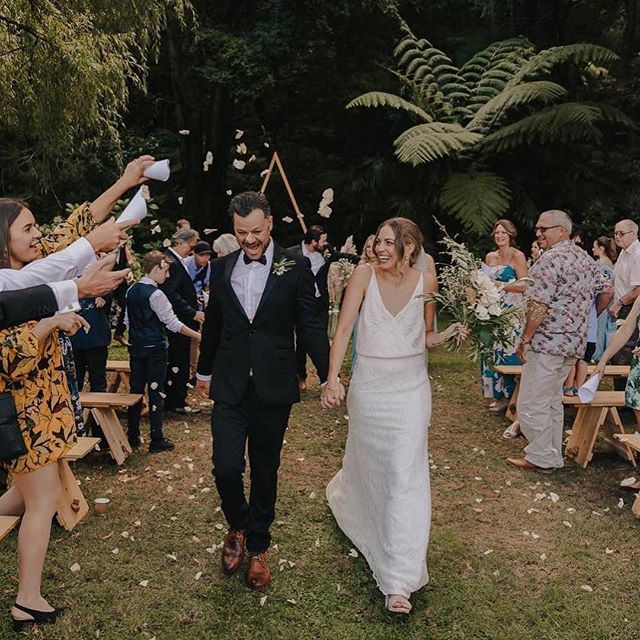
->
[[272, 257, 296, 276]]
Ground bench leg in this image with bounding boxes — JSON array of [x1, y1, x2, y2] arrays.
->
[[56, 460, 89, 531], [505, 378, 520, 423], [603, 408, 637, 467], [91, 407, 132, 466], [107, 371, 122, 394], [565, 407, 606, 468]]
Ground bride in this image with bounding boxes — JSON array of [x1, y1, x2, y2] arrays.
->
[[321, 217, 465, 614]]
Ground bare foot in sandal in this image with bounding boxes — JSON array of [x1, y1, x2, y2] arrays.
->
[[385, 594, 412, 614]]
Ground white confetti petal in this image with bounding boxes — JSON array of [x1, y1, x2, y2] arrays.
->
[[249, 154, 257, 163], [264, 142, 270, 148], [620, 476, 637, 487], [139, 580, 149, 588], [259, 595, 267, 607], [167, 553, 177, 561], [150, 219, 158, 225], [236, 143, 247, 155], [178, 196, 184, 205], [163, 239, 171, 248], [172, 367, 179, 373], [617, 498, 624, 508], [233, 159, 246, 170], [563, 521, 572, 528], [235, 129, 244, 140], [195, 571, 203, 581], [179, 129, 190, 135], [214, 523, 224, 530], [140, 185, 151, 201], [483, 549, 493, 556], [70, 563, 81, 573], [282, 216, 293, 224], [121, 531, 130, 538], [605, 548, 614, 554], [260, 169, 269, 177], [539, 553, 547, 561], [205, 151, 213, 164], [204, 228, 217, 235], [566, 508, 576, 514], [348, 548, 359, 558], [112, 548, 119, 555], [318, 204, 332, 218], [580, 584, 593, 592], [226, 189, 232, 196], [549, 492, 560, 503]]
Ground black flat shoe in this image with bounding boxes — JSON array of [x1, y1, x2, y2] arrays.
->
[[12, 603, 64, 630]]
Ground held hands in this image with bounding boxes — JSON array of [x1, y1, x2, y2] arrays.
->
[[321, 381, 346, 410], [196, 378, 210, 398]]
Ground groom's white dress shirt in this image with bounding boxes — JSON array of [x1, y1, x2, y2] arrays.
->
[[230, 240, 274, 322], [0, 237, 96, 313]]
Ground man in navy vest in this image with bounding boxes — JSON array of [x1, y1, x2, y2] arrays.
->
[[125, 251, 202, 452]]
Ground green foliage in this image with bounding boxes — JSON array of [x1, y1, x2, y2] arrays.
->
[[347, 22, 633, 234]]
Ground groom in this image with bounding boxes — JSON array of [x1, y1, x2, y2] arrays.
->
[[196, 191, 329, 590]]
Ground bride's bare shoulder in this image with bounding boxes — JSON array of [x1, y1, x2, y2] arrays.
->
[[423, 270, 438, 293], [352, 263, 375, 284]]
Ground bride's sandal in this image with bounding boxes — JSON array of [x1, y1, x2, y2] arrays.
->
[[385, 594, 412, 614]]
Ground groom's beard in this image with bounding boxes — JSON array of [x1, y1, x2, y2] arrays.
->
[[241, 235, 270, 259]]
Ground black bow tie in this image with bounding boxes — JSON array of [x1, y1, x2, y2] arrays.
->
[[243, 253, 267, 265]]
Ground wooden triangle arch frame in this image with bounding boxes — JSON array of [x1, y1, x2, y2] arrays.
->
[[259, 151, 307, 233]]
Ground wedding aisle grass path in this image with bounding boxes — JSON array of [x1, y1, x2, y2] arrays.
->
[[1, 349, 639, 639]]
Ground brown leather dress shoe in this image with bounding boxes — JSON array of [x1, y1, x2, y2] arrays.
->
[[506, 457, 555, 475], [246, 552, 270, 590], [221, 529, 246, 575]]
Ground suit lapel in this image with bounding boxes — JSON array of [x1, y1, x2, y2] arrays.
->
[[254, 243, 283, 321], [223, 251, 250, 322]]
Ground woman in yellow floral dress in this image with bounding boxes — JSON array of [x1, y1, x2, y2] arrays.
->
[[0, 156, 153, 630]]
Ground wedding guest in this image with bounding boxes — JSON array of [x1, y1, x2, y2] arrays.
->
[[70, 295, 112, 392], [530, 240, 542, 263], [322, 217, 466, 613], [160, 228, 202, 415], [185, 241, 213, 380], [508, 210, 611, 474], [213, 233, 240, 257], [0, 157, 147, 631], [125, 251, 201, 452], [593, 236, 617, 362], [176, 218, 191, 232], [609, 220, 640, 388], [289, 226, 329, 390], [359, 234, 375, 265], [481, 220, 528, 413]]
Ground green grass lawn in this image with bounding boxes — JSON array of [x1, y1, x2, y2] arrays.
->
[[1, 348, 640, 639]]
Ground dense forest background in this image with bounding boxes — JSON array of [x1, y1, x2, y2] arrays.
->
[[1, 0, 639, 256]]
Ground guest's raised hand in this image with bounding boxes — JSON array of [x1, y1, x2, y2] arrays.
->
[[77, 255, 130, 298], [196, 378, 210, 398], [94, 297, 106, 308], [54, 312, 90, 336], [119, 155, 155, 190], [194, 311, 205, 324], [86, 219, 130, 252]]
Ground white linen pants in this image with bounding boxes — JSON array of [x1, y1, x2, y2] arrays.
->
[[516, 350, 575, 469]]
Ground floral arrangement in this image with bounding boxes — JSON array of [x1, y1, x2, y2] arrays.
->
[[327, 258, 356, 339], [433, 229, 530, 365]]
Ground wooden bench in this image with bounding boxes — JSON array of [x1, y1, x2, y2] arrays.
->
[[563, 392, 636, 468], [106, 360, 130, 393], [80, 392, 142, 466], [496, 364, 631, 422], [0, 515, 20, 541], [2, 437, 101, 539], [613, 433, 640, 518], [56, 436, 101, 531]]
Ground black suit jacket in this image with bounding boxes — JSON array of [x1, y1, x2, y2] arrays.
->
[[0, 284, 58, 329], [197, 243, 329, 406], [159, 248, 199, 329]]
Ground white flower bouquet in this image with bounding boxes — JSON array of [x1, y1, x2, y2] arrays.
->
[[433, 230, 530, 365]]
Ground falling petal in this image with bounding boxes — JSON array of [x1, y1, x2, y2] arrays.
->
[[112, 548, 119, 555], [617, 498, 624, 508], [580, 585, 593, 592], [549, 492, 560, 503], [348, 548, 359, 558], [249, 154, 257, 163], [203, 162, 210, 172], [178, 196, 184, 205], [264, 142, 270, 148], [140, 185, 151, 201], [236, 143, 247, 155], [318, 204, 332, 218], [205, 151, 213, 164], [259, 596, 267, 607], [195, 571, 203, 581], [235, 129, 244, 140], [178, 129, 190, 135], [605, 548, 614, 554], [167, 553, 177, 561], [150, 219, 158, 225], [226, 190, 232, 196], [233, 159, 246, 170], [204, 228, 217, 235], [70, 563, 81, 573], [150, 382, 158, 390], [172, 367, 179, 373], [139, 580, 149, 588]]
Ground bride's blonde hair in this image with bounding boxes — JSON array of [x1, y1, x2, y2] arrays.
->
[[373, 217, 423, 266]]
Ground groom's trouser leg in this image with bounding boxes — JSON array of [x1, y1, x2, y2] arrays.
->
[[246, 385, 291, 553], [211, 399, 251, 532], [517, 351, 574, 469]]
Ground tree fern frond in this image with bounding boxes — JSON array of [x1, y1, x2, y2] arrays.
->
[[346, 92, 433, 122], [441, 172, 511, 232], [480, 102, 604, 152], [467, 81, 568, 132], [507, 43, 620, 87], [393, 123, 483, 165]]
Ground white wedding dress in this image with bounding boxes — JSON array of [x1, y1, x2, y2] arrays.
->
[[326, 269, 431, 598]]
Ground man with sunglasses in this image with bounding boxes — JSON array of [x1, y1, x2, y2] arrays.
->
[[607, 221, 640, 383], [507, 210, 612, 474]]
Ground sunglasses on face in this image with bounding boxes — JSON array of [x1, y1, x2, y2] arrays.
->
[[614, 230, 634, 237], [534, 225, 561, 233]]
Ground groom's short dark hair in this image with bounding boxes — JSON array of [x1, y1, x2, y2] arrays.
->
[[228, 191, 271, 218]]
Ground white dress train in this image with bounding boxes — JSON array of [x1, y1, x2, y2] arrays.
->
[[326, 270, 431, 598]]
